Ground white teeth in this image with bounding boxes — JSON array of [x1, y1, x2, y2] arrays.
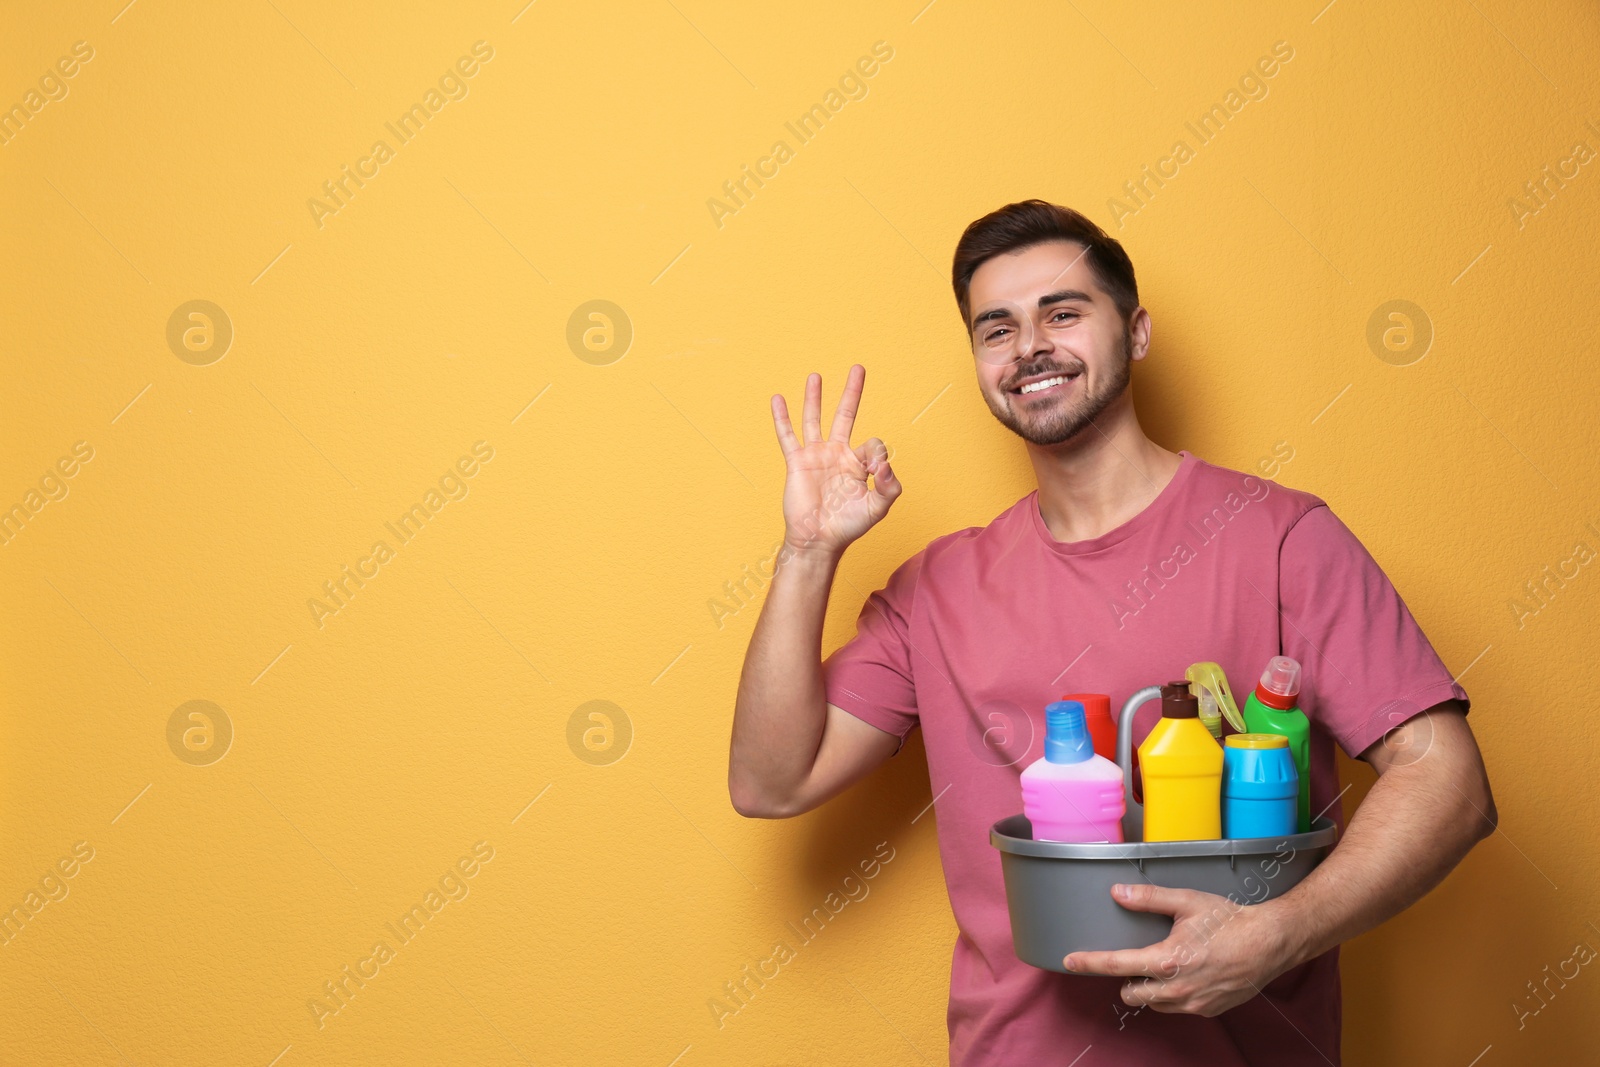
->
[[1019, 375, 1068, 394]]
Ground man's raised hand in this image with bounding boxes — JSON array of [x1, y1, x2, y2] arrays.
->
[[770, 364, 901, 558]]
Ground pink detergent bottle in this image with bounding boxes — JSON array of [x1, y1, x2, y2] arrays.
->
[[1021, 700, 1126, 843]]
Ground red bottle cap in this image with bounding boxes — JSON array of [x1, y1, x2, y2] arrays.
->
[[1253, 656, 1302, 710], [1060, 693, 1111, 719]]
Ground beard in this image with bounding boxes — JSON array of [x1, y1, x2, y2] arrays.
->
[[982, 324, 1133, 447]]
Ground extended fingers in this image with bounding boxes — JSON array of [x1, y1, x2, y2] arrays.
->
[[771, 394, 801, 455], [828, 364, 865, 443], [1064, 945, 1162, 977], [802, 372, 823, 443]]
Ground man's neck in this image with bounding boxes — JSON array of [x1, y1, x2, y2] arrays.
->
[[1029, 402, 1184, 545]]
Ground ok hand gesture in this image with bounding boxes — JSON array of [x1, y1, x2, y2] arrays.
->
[[771, 364, 901, 558]]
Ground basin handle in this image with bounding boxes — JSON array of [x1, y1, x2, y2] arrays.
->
[[1117, 685, 1163, 821]]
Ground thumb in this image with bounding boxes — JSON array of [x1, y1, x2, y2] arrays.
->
[[1110, 882, 1208, 918]]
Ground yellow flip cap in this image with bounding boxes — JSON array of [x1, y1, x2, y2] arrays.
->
[[1225, 733, 1290, 750]]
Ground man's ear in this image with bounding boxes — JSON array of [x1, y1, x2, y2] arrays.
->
[[1128, 306, 1153, 362]]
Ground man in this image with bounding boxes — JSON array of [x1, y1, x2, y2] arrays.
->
[[727, 199, 1495, 1065]]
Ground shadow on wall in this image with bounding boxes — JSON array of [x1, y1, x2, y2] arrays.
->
[[1335, 749, 1565, 1062], [1130, 336, 1190, 458], [793, 729, 931, 906]]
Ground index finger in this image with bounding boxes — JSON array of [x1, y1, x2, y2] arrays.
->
[[1064, 943, 1171, 978], [827, 364, 865, 444]]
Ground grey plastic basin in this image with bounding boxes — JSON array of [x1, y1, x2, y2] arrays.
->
[[989, 685, 1340, 972]]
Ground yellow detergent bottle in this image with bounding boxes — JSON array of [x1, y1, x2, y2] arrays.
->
[[1138, 680, 1225, 842], [1186, 661, 1245, 741]]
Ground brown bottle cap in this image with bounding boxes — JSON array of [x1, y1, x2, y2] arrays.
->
[[1160, 680, 1198, 718]]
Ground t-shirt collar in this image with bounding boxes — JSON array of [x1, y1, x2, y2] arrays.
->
[[1027, 450, 1199, 556]]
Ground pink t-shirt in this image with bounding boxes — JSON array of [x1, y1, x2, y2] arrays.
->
[[822, 451, 1469, 1066]]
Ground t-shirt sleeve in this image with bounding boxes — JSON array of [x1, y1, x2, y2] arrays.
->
[[1277, 504, 1471, 758], [821, 549, 926, 756]]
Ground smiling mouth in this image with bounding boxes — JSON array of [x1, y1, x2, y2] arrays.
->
[[1009, 371, 1081, 397]]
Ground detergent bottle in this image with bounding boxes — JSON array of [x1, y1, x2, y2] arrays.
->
[[1021, 701, 1125, 843], [1222, 734, 1298, 839], [1136, 682, 1224, 842], [1241, 656, 1312, 832], [1185, 662, 1244, 741], [1060, 692, 1117, 761]]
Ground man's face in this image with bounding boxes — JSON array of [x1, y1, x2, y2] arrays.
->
[[967, 240, 1140, 447]]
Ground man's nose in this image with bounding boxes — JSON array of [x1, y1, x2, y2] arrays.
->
[[1017, 320, 1054, 362]]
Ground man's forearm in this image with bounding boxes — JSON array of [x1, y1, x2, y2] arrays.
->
[[728, 547, 841, 812], [1270, 708, 1495, 966]]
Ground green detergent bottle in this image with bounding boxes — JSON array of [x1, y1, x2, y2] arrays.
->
[[1241, 656, 1311, 832]]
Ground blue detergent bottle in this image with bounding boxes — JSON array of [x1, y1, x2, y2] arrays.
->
[[1221, 733, 1299, 839]]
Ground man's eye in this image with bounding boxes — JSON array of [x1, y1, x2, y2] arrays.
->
[[1051, 311, 1079, 322], [984, 327, 1012, 344]]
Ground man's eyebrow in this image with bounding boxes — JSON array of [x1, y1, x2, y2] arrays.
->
[[971, 289, 1094, 329], [1036, 288, 1094, 308]]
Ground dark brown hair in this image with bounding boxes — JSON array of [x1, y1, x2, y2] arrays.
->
[[951, 199, 1139, 332]]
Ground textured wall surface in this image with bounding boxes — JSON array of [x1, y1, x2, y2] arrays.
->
[[2, 2, 1597, 1064]]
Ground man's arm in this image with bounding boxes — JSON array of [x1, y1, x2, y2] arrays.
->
[[1267, 701, 1494, 960], [1064, 700, 1496, 1016], [728, 548, 901, 818], [727, 365, 904, 820]]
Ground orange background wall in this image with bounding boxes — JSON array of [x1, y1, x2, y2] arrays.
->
[[1, 1, 1597, 1064]]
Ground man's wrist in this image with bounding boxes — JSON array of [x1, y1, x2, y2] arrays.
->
[[777, 540, 844, 574], [1261, 890, 1325, 970]]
